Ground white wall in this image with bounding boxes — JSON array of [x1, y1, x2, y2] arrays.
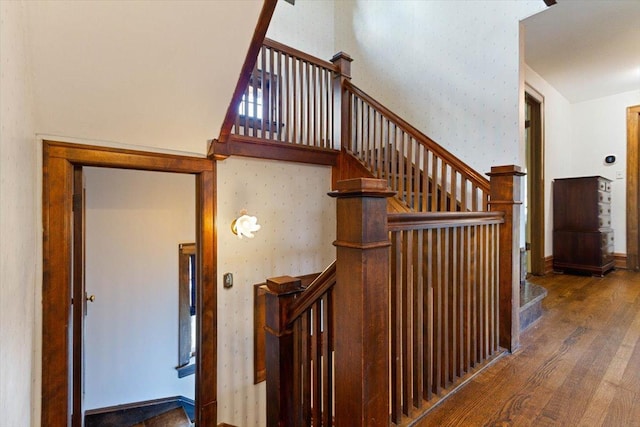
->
[[216, 157, 336, 426], [334, 0, 546, 176], [0, 1, 39, 426], [84, 168, 196, 410], [569, 90, 640, 254], [527, 64, 640, 257]]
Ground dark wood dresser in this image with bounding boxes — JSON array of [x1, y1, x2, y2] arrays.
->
[[553, 176, 614, 276]]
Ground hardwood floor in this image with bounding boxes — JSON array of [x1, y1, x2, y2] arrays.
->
[[416, 269, 640, 426]]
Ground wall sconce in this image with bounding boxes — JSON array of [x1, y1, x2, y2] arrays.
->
[[231, 209, 261, 239]]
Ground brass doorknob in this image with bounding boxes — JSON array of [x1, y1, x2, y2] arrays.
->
[[86, 295, 96, 302]]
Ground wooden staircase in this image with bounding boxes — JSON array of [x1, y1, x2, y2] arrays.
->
[[131, 407, 191, 427], [212, 38, 540, 427], [84, 396, 194, 427]]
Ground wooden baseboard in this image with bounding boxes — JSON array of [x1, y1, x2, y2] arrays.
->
[[614, 253, 628, 269], [544, 256, 554, 275]]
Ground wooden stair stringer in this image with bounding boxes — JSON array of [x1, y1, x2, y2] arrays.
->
[[334, 149, 412, 213]]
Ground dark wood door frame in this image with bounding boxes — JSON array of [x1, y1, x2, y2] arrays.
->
[[71, 167, 85, 426], [42, 140, 217, 426], [628, 105, 640, 270], [525, 88, 545, 275]]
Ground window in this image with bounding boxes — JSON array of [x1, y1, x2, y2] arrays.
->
[[176, 242, 196, 378], [237, 73, 281, 131], [239, 83, 264, 120]]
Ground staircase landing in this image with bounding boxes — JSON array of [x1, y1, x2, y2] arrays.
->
[[519, 280, 547, 331]]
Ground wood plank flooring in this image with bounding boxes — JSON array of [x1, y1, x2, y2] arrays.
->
[[415, 269, 640, 426]]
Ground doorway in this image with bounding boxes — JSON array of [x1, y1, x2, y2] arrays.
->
[[82, 168, 196, 417], [41, 140, 217, 426], [525, 89, 545, 275]]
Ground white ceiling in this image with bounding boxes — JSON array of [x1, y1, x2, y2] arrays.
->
[[523, 0, 640, 103], [25, 1, 263, 155]]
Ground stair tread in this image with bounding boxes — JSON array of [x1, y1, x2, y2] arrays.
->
[[131, 407, 191, 427], [520, 281, 548, 309]]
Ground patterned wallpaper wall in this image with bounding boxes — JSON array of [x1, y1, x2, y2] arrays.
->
[[216, 157, 335, 426], [0, 1, 39, 425], [335, 0, 546, 175], [267, 0, 336, 60]]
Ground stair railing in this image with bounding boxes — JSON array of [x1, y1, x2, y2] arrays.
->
[[263, 262, 336, 426], [387, 211, 503, 424], [231, 38, 339, 149], [342, 80, 490, 212], [264, 172, 523, 426]]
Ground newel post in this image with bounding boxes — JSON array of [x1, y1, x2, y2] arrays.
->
[[329, 178, 395, 426], [331, 51, 353, 152], [487, 165, 525, 352], [263, 276, 304, 427]]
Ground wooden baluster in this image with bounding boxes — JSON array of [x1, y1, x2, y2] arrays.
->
[[301, 311, 311, 423], [413, 228, 424, 409], [443, 226, 450, 386], [487, 165, 524, 352], [319, 66, 324, 147], [465, 225, 472, 370], [260, 45, 267, 139], [312, 299, 322, 424], [321, 291, 334, 426], [423, 228, 433, 402], [307, 63, 311, 145], [264, 276, 305, 427], [332, 52, 352, 152], [330, 178, 393, 426], [390, 230, 401, 424], [402, 229, 412, 416]]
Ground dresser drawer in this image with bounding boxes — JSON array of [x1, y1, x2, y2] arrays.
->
[[598, 179, 612, 192], [601, 231, 614, 248], [598, 215, 611, 228], [598, 203, 611, 217], [554, 230, 614, 267], [598, 191, 612, 203]]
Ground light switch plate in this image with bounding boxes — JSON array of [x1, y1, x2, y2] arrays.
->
[[223, 272, 233, 288]]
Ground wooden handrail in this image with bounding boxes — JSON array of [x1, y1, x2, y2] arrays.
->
[[388, 211, 504, 230], [343, 80, 490, 193], [287, 260, 336, 325], [263, 38, 339, 73]]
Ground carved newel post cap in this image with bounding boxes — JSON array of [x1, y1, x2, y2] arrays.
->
[[266, 276, 302, 294], [486, 164, 526, 177], [329, 178, 396, 198], [331, 51, 353, 63]]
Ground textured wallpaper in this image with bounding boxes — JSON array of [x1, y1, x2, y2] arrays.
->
[[335, 0, 545, 176], [216, 157, 336, 426], [0, 1, 39, 425]]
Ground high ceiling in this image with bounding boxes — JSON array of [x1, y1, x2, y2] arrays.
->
[[523, 0, 640, 103]]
